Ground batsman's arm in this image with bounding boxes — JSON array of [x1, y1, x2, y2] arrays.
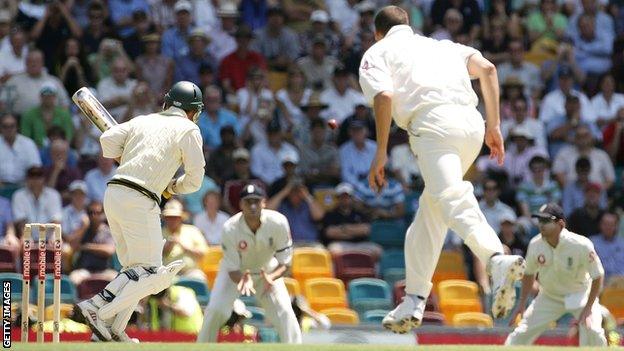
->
[[99, 123, 129, 160], [165, 129, 205, 195]]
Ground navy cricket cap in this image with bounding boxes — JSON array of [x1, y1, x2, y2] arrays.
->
[[532, 203, 565, 221], [240, 184, 266, 200]]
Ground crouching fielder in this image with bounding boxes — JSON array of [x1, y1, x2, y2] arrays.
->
[[75, 81, 206, 342], [197, 184, 302, 343], [505, 203, 607, 346]]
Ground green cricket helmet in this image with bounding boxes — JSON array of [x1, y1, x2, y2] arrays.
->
[[164, 81, 204, 122]]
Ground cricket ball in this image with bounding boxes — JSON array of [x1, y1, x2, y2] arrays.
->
[[327, 118, 338, 130]]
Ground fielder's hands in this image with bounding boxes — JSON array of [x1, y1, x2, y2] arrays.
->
[[260, 269, 274, 296], [369, 151, 388, 194], [577, 306, 593, 328], [237, 270, 256, 296], [485, 126, 505, 166]]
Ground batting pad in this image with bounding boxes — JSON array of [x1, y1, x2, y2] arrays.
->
[[98, 260, 185, 320]]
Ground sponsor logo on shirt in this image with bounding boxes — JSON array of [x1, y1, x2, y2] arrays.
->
[[238, 240, 248, 251], [537, 254, 546, 265]]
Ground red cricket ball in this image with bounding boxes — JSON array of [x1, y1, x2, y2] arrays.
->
[[327, 118, 338, 130]]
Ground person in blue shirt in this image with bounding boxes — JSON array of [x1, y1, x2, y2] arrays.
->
[[196, 85, 240, 151], [161, 0, 194, 60], [174, 29, 218, 85]]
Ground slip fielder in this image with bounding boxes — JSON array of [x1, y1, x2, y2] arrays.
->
[[197, 184, 302, 343], [74, 81, 205, 342]]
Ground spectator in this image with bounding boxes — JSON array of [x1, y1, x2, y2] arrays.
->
[[562, 157, 608, 216], [11, 166, 62, 236], [354, 167, 405, 221], [320, 66, 366, 123], [180, 176, 220, 217], [546, 94, 601, 158], [222, 148, 265, 214], [525, 0, 567, 43], [61, 180, 88, 245], [68, 201, 116, 285], [250, 121, 298, 185], [275, 66, 313, 130], [498, 212, 527, 257], [0, 195, 18, 251], [135, 33, 174, 100], [342, 30, 375, 78], [481, 19, 510, 66], [325, 0, 358, 36], [339, 120, 376, 186], [208, 2, 238, 63], [268, 148, 301, 197], [122, 10, 156, 60], [107, 0, 150, 38], [267, 180, 324, 244], [0, 114, 41, 192], [516, 156, 561, 219], [5, 50, 69, 115], [479, 179, 517, 234], [539, 64, 596, 125], [197, 85, 239, 152], [321, 182, 381, 259], [206, 126, 239, 186], [300, 10, 341, 57], [430, 0, 482, 42], [81, 1, 114, 56], [39, 126, 79, 168], [121, 82, 158, 122], [162, 199, 208, 280], [84, 152, 116, 203], [96, 57, 137, 121], [504, 126, 549, 186], [552, 125, 615, 189], [88, 38, 132, 83], [567, 182, 607, 237], [337, 103, 376, 146], [193, 189, 229, 245], [145, 285, 205, 334], [161, 0, 194, 60], [591, 74, 624, 128], [497, 41, 542, 98], [296, 35, 339, 91], [430, 8, 464, 41], [44, 139, 83, 202], [291, 93, 328, 146], [238, 68, 274, 145], [0, 11, 11, 54], [57, 37, 94, 96], [20, 83, 73, 148], [297, 118, 340, 189], [567, 0, 615, 44], [174, 28, 217, 85], [603, 107, 624, 167], [0, 27, 27, 81], [218, 25, 267, 96], [590, 212, 624, 282], [149, 0, 177, 32], [390, 142, 421, 190], [251, 6, 301, 71], [501, 97, 547, 151], [571, 13, 613, 78]]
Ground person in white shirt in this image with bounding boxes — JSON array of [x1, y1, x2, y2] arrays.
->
[[359, 6, 525, 333], [75, 81, 205, 343], [96, 57, 138, 121], [0, 28, 27, 79], [0, 114, 41, 186], [500, 97, 547, 151], [11, 166, 62, 233], [506, 203, 607, 346], [590, 74, 624, 128], [197, 184, 302, 343], [250, 122, 299, 185], [538, 67, 596, 125], [193, 188, 229, 245], [84, 152, 116, 203], [320, 66, 367, 123]]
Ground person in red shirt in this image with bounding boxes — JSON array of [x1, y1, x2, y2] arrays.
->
[[603, 107, 624, 168], [218, 25, 267, 97]]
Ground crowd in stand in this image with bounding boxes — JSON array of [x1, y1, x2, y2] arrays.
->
[[0, 0, 623, 331]]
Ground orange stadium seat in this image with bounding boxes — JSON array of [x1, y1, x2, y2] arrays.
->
[[452, 312, 494, 328], [283, 277, 301, 297], [601, 287, 624, 320], [292, 248, 333, 284], [320, 307, 360, 325], [438, 280, 483, 322], [304, 278, 347, 311]]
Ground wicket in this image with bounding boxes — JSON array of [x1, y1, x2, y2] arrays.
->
[[21, 223, 62, 343]]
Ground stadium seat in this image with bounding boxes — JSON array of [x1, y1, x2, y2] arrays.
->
[[76, 277, 112, 299], [0, 246, 17, 272], [258, 327, 280, 342], [452, 312, 494, 328], [438, 280, 483, 322], [601, 287, 624, 320], [304, 277, 348, 311], [174, 276, 210, 307], [42, 274, 77, 304], [283, 277, 301, 297], [370, 220, 406, 249], [362, 309, 389, 324], [0, 273, 23, 301], [314, 188, 337, 211], [379, 249, 405, 287], [239, 295, 258, 308], [320, 307, 360, 325], [267, 71, 288, 92], [422, 311, 446, 326], [333, 251, 376, 284], [292, 248, 333, 284], [348, 278, 392, 315], [247, 306, 265, 324], [199, 246, 223, 288]]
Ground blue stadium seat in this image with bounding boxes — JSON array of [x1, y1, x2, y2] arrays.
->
[[370, 220, 406, 249], [44, 274, 77, 304], [174, 277, 210, 307], [247, 306, 265, 324], [379, 249, 405, 287], [348, 278, 393, 315], [258, 326, 280, 342], [0, 273, 23, 301], [362, 309, 390, 324]]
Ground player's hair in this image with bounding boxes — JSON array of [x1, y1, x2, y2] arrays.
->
[[374, 6, 409, 36]]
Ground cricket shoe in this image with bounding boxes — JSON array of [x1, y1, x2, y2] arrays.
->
[[74, 300, 112, 341], [382, 296, 425, 334], [489, 255, 526, 319]]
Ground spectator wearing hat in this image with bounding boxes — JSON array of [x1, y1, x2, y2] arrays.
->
[[206, 126, 239, 186], [591, 74, 624, 128], [501, 97, 547, 151], [11, 166, 62, 236], [498, 212, 527, 257], [0, 114, 41, 192], [193, 188, 229, 245], [268, 148, 302, 197], [62, 180, 89, 241], [539, 64, 596, 125], [603, 107, 624, 168], [590, 212, 624, 283], [218, 25, 267, 95], [338, 101, 376, 146], [299, 10, 341, 57], [96, 57, 138, 121], [320, 66, 366, 124], [135, 33, 174, 99], [0, 26, 27, 81], [321, 182, 381, 259], [161, 0, 194, 60], [500, 126, 548, 186], [44, 139, 83, 203], [222, 148, 266, 214], [552, 124, 615, 189], [497, 40, 542, 98], [562, 157, 608, 216], [297, 118, 340, 189], [5, 50, 70, 115], [251, 6, 301, 71], [174, 28, 217, 86], [250, 122, 298, 185], [339, 120, 376, 187], [296, 34, 339, 91], [20, 83, 73, 148], [0, 195, 18, 251], [567, 182, 607, 237], [547, 95, 601, 158], [107, 0, 150, 37], [122, 10, 157, 60], [275, 66, 313, 129], [208, 2, 239, 62], [84, 152, 116, 203], [516, 156, 561, 223], [290, 93, 327, 146], [197, 85, 239, 152], [162, 199, 208, 280], [479, 179, 517, 234]]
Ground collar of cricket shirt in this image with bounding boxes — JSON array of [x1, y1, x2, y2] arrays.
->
[[385, 25, 414, 39], [161, 106, 188, 118]]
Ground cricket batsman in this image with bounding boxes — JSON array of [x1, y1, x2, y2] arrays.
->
[[197, 184, 302, 343], [74, 81, 206, 342]]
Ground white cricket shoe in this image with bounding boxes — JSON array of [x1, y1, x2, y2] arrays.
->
[[111, 331, 140, 343], [489, 255, 526, 319], [382, 296, 425, 334], [74, 300, 112, 341]]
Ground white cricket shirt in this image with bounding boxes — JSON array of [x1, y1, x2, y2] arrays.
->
[[359, 25, 480, 129]]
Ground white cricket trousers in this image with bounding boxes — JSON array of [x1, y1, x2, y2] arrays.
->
[[505, 293, 607, 346], [103, 184, 164, 268], [404, 104, 504, 298], [197, 265, 302, 343]]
